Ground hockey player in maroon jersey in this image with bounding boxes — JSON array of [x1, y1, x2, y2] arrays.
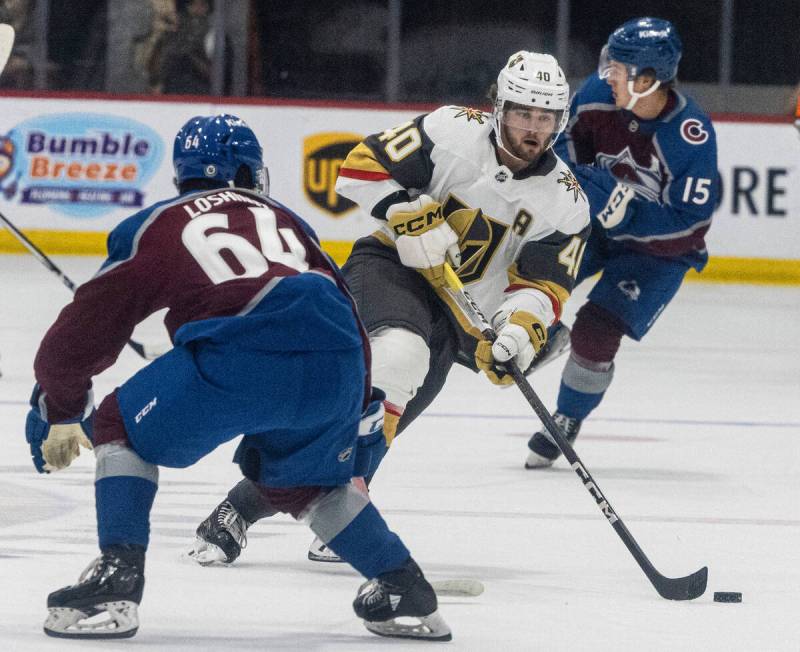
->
[[24, 114, 450, 641], [526, 18, 720, 468]]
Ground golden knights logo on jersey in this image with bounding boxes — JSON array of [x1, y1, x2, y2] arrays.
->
[[303, 133, 361, 216], [452, 107, 488, 124], [444, 195, 508, 284], [557, 169, 585, 203]]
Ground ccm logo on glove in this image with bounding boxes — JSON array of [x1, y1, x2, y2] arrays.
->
[[386, 195, 461, 288], [597, 183, 636, 229], [390, 203, 444, 236]]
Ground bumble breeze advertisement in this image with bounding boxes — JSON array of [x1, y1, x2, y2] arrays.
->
[[0, 112, 164, 218], [0, 95, 798, 267]]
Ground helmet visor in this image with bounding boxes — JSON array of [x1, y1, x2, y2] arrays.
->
[[499, 102, 563, 136], [598, 44, 637, 81], [258, 166, 270, 196]]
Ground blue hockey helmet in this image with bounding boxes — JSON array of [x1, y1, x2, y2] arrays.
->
[[173, 114, 267, 193], [599, 17, 682, 83]]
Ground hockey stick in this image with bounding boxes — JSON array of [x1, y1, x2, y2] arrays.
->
[[0, 210, 166, 360], [430, 579, 484, 597], [441, 264, 708, 601]]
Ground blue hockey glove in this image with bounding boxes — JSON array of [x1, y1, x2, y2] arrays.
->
[[25, 384, 94, 474], [574, 165, 638, 231], [353, 388, 389, 478]]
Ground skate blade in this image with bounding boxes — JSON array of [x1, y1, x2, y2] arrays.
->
[[307, 546, 344, 563], [525, 450, 556, 469], [44, 601, 139, 639], [364, 610, 452, 641], [184, 538, 231, 566], [431, 579, 484, 597]]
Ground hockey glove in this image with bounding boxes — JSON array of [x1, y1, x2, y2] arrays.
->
[[386, 195, 461, 288], [574, 165, 637, 231], [25, 384, 94, 473], [475, 310, 548, 385]]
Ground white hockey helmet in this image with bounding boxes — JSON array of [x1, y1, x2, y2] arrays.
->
[[493, 51, 570, 156]]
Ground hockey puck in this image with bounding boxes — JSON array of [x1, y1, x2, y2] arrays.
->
[[713, 592, 742, 603]]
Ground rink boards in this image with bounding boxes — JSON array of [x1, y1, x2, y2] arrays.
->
[[0, 93, 797, 284]]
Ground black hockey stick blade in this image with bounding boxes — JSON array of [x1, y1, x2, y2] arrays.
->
[[651, 565, 708, 601]]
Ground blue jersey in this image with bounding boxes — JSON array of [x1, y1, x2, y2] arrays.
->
[[554, 74, 719, 271]]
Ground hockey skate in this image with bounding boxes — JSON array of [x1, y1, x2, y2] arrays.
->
[[525, 411, 582, 468], [188, 500, 249, 565], [43, 544, 145, 639], [308, 535, 343, 563], [353, 557, 452, 641]]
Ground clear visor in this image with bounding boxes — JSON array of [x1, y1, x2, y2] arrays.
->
[[255, 166, 270, 196], [598, 44, 637, 81], [499, 102, 563, 134]]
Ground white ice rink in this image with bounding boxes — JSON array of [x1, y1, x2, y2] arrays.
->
[[1, 254, 799, 651]]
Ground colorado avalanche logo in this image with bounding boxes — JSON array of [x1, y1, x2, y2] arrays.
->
[[595, 146, 663, 202], [617, 280, 641, 301], [680, 119, 709, 145]]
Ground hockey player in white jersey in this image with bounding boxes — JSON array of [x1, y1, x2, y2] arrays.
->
[[191, 51, 590, 564]]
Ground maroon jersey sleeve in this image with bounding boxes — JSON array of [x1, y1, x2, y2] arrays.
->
[[34, 188, 367, 421]]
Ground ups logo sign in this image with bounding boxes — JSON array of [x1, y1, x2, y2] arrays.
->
[[303, 133, 361, 216]]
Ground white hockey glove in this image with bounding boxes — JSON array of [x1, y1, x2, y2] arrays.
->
[[597, 183, 636, 229], [26, 384, 94, 473], [386, 195, 461, 288], [41, 423, 93, 471], [476, 310, 548, 386]]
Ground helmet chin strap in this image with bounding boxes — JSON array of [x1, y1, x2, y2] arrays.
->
[[624, 78, 661, 111]]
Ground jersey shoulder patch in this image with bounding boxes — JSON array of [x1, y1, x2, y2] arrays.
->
[[422, 105, 493, 157], [536, 158, 591, 236], [657, 96, 717, 171]]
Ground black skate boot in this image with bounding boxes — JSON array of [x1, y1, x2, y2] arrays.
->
[[44, 544, 145, 639], [188, 500, 249, 565], [353, 557, 452, 641], [525, 411, 582, 469]]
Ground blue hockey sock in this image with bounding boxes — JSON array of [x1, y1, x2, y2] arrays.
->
[[326, 502, 410, 579], [95, 476, 157, 549], [556, 380, 605, 421]]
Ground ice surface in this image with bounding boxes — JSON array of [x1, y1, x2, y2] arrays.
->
[[1, 254, 798, 651]]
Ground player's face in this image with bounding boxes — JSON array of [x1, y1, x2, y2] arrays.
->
[[500, 105, 558, 162], [605, 61, 634, 108], [605, 61, 656, 109]]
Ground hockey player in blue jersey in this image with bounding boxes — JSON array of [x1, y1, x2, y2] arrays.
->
[[525, 17, 720, 467], [24, 114, 450, 641]]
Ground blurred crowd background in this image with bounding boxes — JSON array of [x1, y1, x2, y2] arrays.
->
[[0, 0, 798, 115]]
